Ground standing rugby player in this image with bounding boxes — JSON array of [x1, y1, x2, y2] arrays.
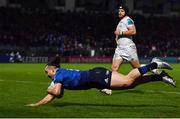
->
[[101, 5, 140, 95]]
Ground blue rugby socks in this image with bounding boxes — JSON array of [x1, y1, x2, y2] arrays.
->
[[138, 62, 157, 75]]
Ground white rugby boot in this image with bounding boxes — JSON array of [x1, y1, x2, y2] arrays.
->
[[151, 57, 173, 70], [160, 70, 176, 87]]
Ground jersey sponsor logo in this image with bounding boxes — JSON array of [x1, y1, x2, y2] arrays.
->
[[104, 78, 109, 84], [106, 70, 109, 75]]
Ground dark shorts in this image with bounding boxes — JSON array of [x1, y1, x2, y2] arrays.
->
[[88, 67, 112, 89]]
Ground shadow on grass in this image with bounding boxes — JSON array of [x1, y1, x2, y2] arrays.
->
[[110, 89, 146, 94], [108, 89, 175, 95], [51, 89, 178, 108], [52, 102, 178, 108]]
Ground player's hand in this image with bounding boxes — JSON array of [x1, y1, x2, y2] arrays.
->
[[114, 30, 121, 35]]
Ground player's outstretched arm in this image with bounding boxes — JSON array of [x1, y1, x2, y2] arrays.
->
[[26, 83, 63, 107], [26, 94, 55, 107]]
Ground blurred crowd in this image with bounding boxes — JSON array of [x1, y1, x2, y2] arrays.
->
[[0, 7, 179, 57]]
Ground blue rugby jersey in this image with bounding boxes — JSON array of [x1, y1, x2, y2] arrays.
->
[[53, 68, 88, 89]]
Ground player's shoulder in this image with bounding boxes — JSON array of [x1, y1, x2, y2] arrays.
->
[[58, 68, 71, 72], [124, 16, 134, 25], [55, 68, 64, 77], [121, 16, 132, 22]]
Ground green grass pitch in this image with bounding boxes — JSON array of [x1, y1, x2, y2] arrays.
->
[[0, 63, 180, 118]]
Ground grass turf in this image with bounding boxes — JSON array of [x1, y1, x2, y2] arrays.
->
[[0, 63, 180, 118]]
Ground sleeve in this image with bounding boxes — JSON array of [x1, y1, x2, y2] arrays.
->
[[54, 74, 63, 84], [126, 18, 134, 28], [47, 81, 64, 98]]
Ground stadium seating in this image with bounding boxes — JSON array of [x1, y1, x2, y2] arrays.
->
[[0, 7, 179, 57]]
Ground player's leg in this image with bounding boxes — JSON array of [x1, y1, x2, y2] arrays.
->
[[127, 59, 172, 80], [111, 58, 123, 72], [111, 48, 124, 72], [130, 60, 140, 68], [110, 68, 140, 88], [101, 58, 123, 95], [110, 70, 156, 89], [101, 52, 123, 95], [110, 60, 175, 88], [127, 74, 162, 89], [111, 71, 176, 89], [128, 70, 176, 88], [110, 71, 133, 88], [129, 45, 141, 69]]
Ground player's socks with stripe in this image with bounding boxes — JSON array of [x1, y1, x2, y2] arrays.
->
[[138, 59, 172, 75], [138, 62, 157, 75]]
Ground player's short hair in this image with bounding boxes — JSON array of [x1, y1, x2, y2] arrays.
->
[[119, 5, 129, 15], [46, 56, 61, 68]]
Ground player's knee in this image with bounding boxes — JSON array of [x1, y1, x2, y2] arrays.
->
[[111, 65, 118, 72], [131, 62, 140, 68]]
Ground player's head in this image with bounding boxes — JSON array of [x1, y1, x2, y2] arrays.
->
[[118, 5, 129, 18], [45, 56, 61, 79]]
